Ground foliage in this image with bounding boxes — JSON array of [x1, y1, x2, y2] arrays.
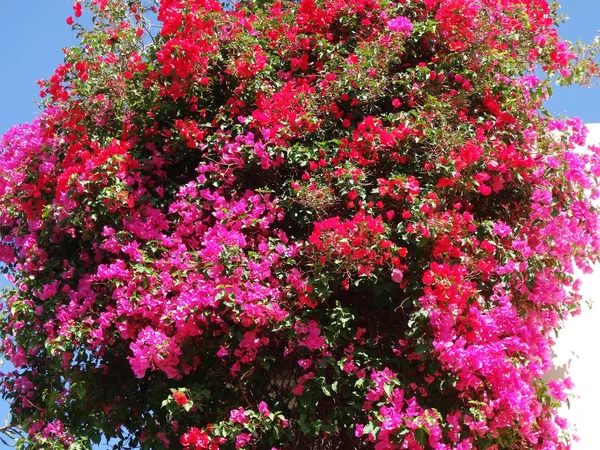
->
[[1, 0, 600, 449]]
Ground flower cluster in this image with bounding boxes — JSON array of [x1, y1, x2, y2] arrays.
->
[[1, 0, 599, 449]]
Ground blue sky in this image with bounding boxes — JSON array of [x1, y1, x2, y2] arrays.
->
[[0, 1, 598, 449], [0, 4, 76, 448], [545, 2, 600, 122], [0, 2, 77, 136]]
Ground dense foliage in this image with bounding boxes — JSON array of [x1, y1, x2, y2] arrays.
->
[[1, 0, 600, 448]]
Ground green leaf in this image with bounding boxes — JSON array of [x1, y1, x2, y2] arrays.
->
[[414, 427, 428, 446]]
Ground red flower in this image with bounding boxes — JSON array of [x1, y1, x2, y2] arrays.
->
[[173, 391, 189, 406], [180, 427, 212, 449], [73, 2, 82, 17], [478, 184, 492, 196]]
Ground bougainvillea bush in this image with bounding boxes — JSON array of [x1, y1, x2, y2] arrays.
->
[[1, 0, 600, 448]]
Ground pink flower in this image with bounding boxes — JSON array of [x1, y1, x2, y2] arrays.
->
[[39, 281, 59, 300], [391, 268, 403, 284], [387, 16, 413, 36], [298, 359, 312, 369], [296, 320, 326, 351], [229, 407, 249, 424], [493, 221, 511, 237], [355, 424, 365, 437], [128, 327, 182, 379], [235, 433, 253, 449], [216, 346, 229, 358], [258, 401, 270, 417]]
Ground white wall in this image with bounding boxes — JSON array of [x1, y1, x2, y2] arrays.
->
[[549, 123, 600, 449]]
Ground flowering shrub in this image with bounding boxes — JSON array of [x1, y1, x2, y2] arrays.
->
[[1, 0, 600, 449]]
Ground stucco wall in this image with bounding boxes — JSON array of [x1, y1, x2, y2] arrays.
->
[[547, 123, 600, 449]]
